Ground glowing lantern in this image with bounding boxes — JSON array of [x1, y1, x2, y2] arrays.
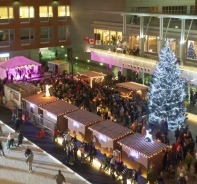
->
[[45, 85, 50, 97]]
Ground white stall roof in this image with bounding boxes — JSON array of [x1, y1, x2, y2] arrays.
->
[[116, 82, 148, 91]]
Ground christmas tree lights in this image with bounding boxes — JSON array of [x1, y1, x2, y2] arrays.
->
[[148, 41, 187, 131]]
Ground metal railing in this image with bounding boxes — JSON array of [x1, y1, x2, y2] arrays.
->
[[22, 108, 55, 131]]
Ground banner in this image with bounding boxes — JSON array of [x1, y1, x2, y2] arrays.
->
[[84, 36, 89, 41], [95, 40, 101, 45], [88, 39, 95, 44]]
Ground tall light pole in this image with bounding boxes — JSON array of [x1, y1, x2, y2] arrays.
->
[[67, 48, 73, 78]]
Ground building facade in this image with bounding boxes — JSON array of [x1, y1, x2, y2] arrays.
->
[[0, 0, 70, 61], [70, 0, 197, 85]]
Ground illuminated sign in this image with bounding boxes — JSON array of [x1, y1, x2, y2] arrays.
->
[[73, 121, 80, 128], [45, 85, 50, 97], [46, 112, 57, 120], [98, 134, 108, 142], [30, 103, 35, 108], [0, 53, 9, 58], [130, 150, 139, 159]]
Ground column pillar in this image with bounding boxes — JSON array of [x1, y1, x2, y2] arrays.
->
[[138, 72, 145, 85], [158, 17, 165, 52], [179, 19, 186, 64], [122, 14, 127, 42], [139, 16, 145, 57]]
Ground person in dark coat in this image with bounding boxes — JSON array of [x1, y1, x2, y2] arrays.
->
[[25, 147, 32, 157], [0, 140, 5, 157], [18, 131, 23, 147], [162, 151, 168, 170], [175, 128, 180, 142], [15, 118, 20, 131]]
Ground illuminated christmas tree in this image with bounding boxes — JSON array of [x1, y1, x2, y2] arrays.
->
[[188, 42, 196, 59], [148, 41, 187, 131]]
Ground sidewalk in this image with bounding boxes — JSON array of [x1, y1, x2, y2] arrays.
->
[[0, 121, 90, 184]]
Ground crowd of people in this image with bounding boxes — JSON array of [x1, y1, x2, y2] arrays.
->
[[2, 67, 197, 183]]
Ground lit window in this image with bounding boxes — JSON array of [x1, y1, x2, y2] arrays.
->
[[58, 6, 70, 17], [20, 6, 34, 18], [39, 6, 53, 17], [0, 7, 13, 19]]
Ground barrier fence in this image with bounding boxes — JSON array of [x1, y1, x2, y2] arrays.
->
[[21, 108, 55, 131]]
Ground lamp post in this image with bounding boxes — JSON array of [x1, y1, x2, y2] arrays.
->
[[67, 48, 73, 78]]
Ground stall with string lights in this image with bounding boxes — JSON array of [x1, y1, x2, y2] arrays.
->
[[22, 92, 59, 114], [22, 92, 59, 123], [88, 120, 132, 156], [3, 83, 40, 109], [76, 71, 107, 88], [39, 100, 79, 131], [116, 82, 148, 99], [64, 109, 102, 142], [117, 133, 167, 177]]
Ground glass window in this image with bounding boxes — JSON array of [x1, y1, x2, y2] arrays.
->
[[9, 7, 13, 18], [0, 7, 13, 19], [40, 27, 53, 42], [0, 30, 8, 41], [147, 36, 157, 53], [20, 6, 34, 18], [131, 34, 139, 50], [190, 6, 195, 14], [102, 30, 109, 45], [162, 6, 187, 14], [39, 6, 53, 17], [58, 6, 70, 17], [0, 29, 14, 47], [58, 26, 67, 40], [20, 28, 34, 40]]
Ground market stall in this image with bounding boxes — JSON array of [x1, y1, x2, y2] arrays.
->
[[22, 92, 59, 124], [39, 100, 79, 131], [76, 71, 107, 88], [64, 109, 102, 142], [3, 83, 40, 109], [117, 133, 167, 177], [116, 82, 148, 99], [48, 60, 69, 75], [89, 120, 132, 156], [0, 56, 41, 81], [22, 92, 58, 114]]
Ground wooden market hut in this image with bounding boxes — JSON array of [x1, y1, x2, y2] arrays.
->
[[3, 82, 40, 109], [76, 71, 107, 88], [22, 92, 59, 114], [89, 120, 132, 156], [48, 60, 69, 75], [116, 82, 148, 99], [39, 100, 79, 131], [64, 109, 102, 143], [117, 133, 167, 178]]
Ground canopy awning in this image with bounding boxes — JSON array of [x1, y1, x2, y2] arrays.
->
[[116, 82, 148, 91], [118, 133, 167, 157], [89, 120, 131, 140]]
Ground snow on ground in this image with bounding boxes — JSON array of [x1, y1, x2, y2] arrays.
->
[[0, 121, 90, 184]]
